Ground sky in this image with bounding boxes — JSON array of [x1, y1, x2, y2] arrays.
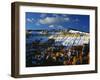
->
[[26, 12, 89, 33]]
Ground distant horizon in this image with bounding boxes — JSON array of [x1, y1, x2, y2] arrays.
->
[[26, 12, 90, 33]]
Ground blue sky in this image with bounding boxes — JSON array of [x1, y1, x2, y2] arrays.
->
[[26, 12, 89, 32]]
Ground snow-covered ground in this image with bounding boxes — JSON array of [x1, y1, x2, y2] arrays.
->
[[26, 29, 89, 48], [48, 33, 89, 47]]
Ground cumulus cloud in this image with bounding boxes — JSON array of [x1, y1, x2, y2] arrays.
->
[[39, 17, 58, 24], [39, 16, 70, 24]]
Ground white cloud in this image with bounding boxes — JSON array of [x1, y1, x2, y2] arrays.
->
[[39, 17, 58, 24], [62, 14, 68, 17], [39, 17, 70, 24], [48, 25, 55, 28], [27, 18, 33, 23], [32, 18, 35, 21], [64, 17, 70, 21], [48, 25, 64, 30], [26, 18, 35, 23]]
